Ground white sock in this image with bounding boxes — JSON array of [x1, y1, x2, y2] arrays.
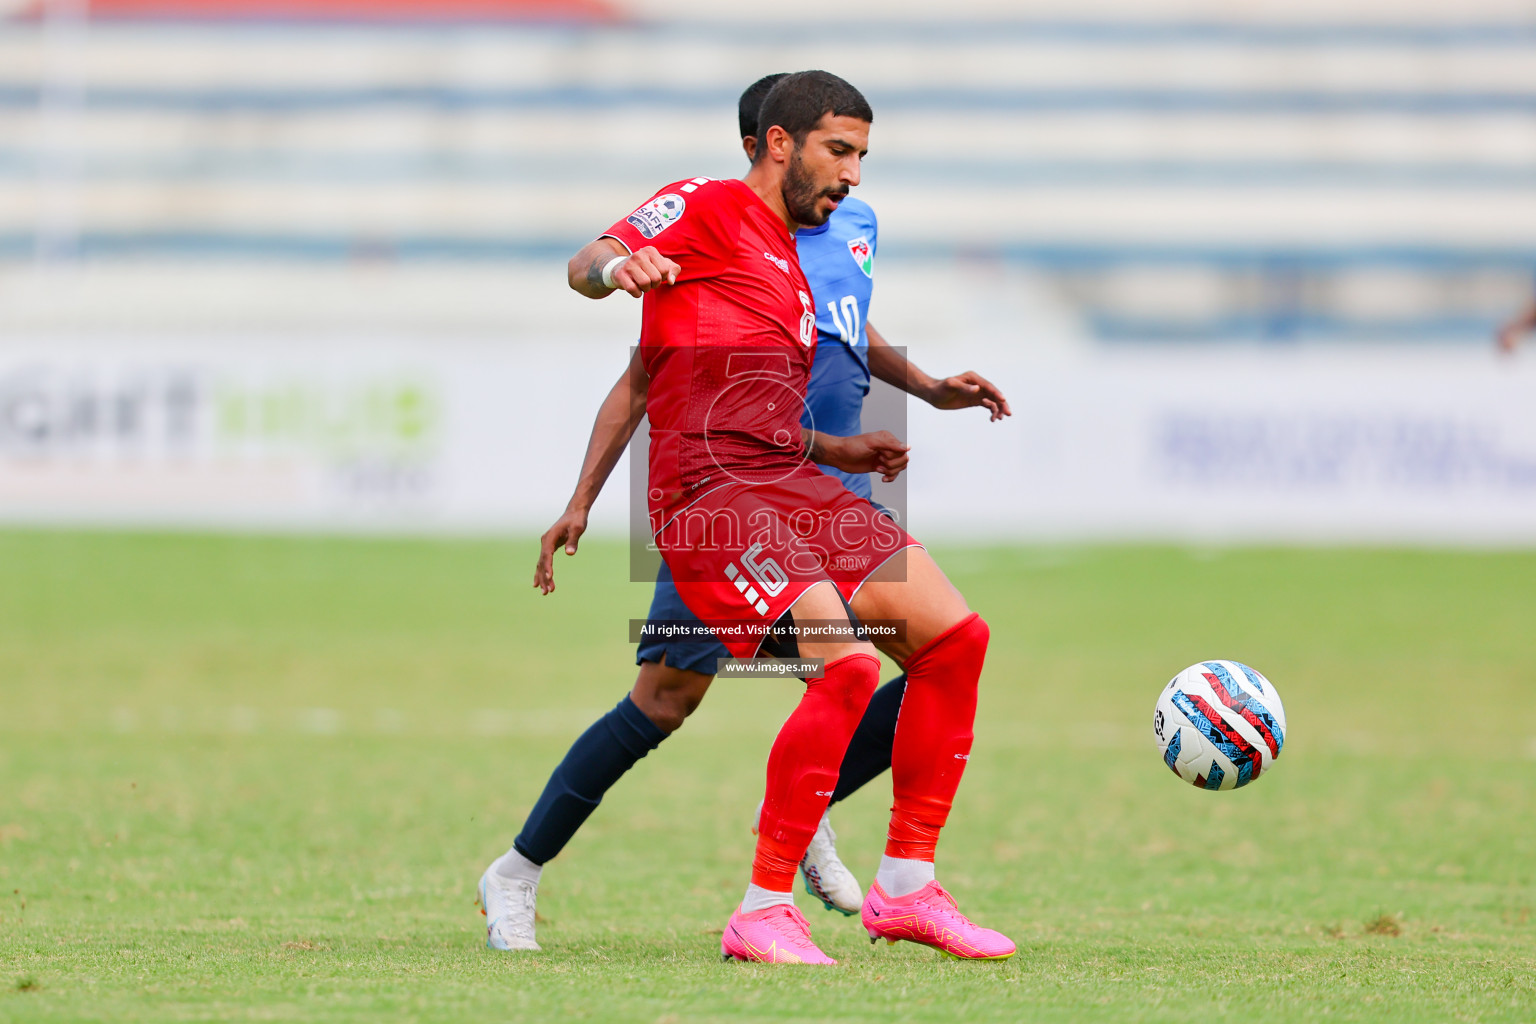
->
[[875, 855, 934, 898], [740, 883, 795, 914], [492, 848, 542, 886]]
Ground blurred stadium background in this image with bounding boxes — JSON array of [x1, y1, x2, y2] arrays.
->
[[6, 8, 1536, 1017], [4, 0, 1536, 542]]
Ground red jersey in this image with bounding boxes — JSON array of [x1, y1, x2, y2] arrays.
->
[[602, 178, 818, 531]]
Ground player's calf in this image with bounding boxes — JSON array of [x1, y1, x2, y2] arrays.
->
[[750, 651, 880, 900], [884, 613, 987, 866]]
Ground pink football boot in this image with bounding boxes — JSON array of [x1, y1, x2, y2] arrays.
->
[[862, 880, 1016, 960], [721, 904, 837, 965]]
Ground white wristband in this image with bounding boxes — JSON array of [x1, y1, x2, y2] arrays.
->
[[600, 255, 629, 289]]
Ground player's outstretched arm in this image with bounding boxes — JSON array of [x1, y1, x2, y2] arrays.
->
[[1496, 300, 1536, 354], [805, 428, 910, 483], [567, 238, 681, 299], [534, 349, 650, 595], [866, 322, 1012, 422]]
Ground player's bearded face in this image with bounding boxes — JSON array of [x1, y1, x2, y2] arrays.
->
[[782, 145, 848, 228]]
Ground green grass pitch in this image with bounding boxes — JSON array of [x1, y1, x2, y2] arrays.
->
[[1, 529, 1533, 1022]]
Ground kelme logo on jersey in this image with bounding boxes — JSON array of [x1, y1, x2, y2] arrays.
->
[[626, 194, 686, 239], [847, 236, 873, 278]]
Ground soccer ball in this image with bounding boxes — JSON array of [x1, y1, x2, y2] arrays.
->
[[1153, 660, 1287, 791]]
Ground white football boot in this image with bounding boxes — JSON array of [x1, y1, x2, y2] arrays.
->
[[478, 865, 541, 951], [753, 801, 863, 916]]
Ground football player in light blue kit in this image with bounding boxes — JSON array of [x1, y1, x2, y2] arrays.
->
[[480, 74, 1011, 951]]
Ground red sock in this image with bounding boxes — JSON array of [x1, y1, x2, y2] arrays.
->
[[752, 652, 881, 892], [886, 613, 989, 861]]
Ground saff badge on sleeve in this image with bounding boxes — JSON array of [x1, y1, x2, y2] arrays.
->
[[627, 194, 686, 239], [847, 236, 873, 278]]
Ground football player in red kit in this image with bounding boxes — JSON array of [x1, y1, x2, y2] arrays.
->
[[563, 70, 1013, 964]]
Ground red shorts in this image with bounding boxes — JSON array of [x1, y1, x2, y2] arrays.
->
[[654, 466, 920, 658]]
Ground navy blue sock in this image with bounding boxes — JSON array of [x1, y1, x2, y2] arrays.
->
[[512, 695, 667, 865], [829, 673, 907, 805]]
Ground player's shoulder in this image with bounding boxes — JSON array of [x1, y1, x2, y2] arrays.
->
[[625, 178, 743, 241], [654, 176, 744, 209], [834, 196, 877, 235]]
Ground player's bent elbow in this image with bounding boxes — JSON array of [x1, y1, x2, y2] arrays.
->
[[566, 255, 593, 296], [568, 239, 630, 298]]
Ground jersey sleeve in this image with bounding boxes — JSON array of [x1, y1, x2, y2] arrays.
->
[[601, 179, 739, 279]]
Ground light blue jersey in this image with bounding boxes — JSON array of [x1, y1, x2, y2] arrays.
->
[[797, 196, 878, 498]]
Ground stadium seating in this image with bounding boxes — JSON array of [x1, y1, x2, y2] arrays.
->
[[2, 0, 1534, 341]]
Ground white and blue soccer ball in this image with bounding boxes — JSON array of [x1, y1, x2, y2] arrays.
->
[[1153, 661, 1287, 791]]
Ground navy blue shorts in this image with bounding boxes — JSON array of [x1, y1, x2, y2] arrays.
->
[[634, 559, 730, 675]]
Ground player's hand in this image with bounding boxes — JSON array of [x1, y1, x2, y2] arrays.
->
[[611, 247, 680, 298], [817, 430, 911, 483], [533, 507, 589, 595], [926, 371, 1012, 421], [1497, 324, 1523, 354]]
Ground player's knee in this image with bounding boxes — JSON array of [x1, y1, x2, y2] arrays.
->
[[949, 613, 990, 670], [631, 688, 690, 734], [655, 685, 706, 731], [821, 650, 880, 716], [912, 613, 989, 690], [960, 614, 990, 658], [632, 666, 712, 733], [951, 614, 989, 692]]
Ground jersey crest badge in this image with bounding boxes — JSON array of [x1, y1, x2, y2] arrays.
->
[[627, 194, 686, 239], [847, 236, 874, 278]]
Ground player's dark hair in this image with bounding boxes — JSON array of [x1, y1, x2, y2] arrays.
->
[[755, 70, 873, 154], [739, 73, 788, 141]]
